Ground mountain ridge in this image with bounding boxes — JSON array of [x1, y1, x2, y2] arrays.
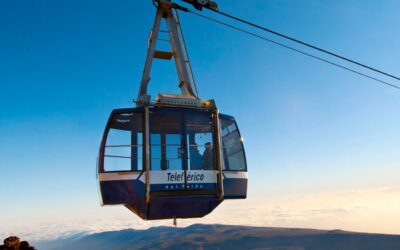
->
[[33, 224, 400, 250]]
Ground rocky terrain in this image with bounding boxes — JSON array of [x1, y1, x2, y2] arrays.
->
[[0, 236, 36, 250]]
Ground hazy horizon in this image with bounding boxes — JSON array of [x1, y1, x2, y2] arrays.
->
[[2, 185, 400, 241]]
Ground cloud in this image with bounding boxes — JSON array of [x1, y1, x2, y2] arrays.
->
[[1, 186, 400, 241]]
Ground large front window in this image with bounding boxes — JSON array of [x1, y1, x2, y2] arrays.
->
[[149, 109, 216, 171]]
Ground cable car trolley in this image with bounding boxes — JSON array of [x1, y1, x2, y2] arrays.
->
[[97, 0, 247, 220]]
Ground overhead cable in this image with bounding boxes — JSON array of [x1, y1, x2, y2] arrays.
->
[[186, 10, 400, 91], [199, 5, 400, 82]]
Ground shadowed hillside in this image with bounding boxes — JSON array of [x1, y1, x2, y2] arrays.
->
[[34, 224, 400, 250]]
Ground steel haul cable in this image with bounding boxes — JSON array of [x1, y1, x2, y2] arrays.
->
[[177, 0, 400, 83], [209, 8, 400, 82], [181, 9, 400, 91]]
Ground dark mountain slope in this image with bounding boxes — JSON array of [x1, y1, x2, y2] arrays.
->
[[34, 224, 400, 250]]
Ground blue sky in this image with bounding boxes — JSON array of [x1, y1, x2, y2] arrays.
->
[[1, 0, 400, 237]]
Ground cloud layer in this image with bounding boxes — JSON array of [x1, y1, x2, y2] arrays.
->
[[1, 186, 399, 241]]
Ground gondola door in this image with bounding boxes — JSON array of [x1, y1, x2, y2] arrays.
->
[[149, 109, 186, 192], [149, 108, 218, 193]]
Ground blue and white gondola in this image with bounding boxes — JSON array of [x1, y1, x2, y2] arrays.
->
[[97, 107, 247, 220]]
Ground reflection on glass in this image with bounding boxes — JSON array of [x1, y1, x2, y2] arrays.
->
[[220, 116, 247, 171], [189, 144, 203, 170]]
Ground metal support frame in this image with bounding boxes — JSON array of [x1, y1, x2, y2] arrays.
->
[[136, 1, 198, 107], [144, 107, 151, 204], [213, 110, 224, 200]]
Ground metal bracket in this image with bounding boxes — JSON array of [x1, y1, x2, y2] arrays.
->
[[213, 110, 224, 200], [180, 0, 218, 11], [136, 1, 199, 107]]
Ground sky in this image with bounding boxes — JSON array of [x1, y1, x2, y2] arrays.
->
[[1, 0, 400, 240]]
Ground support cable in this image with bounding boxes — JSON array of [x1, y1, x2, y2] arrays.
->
[[185, 10, 400, 91], [195, 3, 400, 82]]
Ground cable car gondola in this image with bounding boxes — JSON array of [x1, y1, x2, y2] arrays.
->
[[97, 0, 247, 220]]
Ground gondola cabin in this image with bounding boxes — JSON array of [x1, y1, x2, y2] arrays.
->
[[98, 106, 247, 220]]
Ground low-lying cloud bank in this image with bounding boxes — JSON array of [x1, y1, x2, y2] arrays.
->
[[1, 186, 399, 241]]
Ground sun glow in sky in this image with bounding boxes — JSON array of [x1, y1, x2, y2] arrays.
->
[[1, 0, 400, 240]]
